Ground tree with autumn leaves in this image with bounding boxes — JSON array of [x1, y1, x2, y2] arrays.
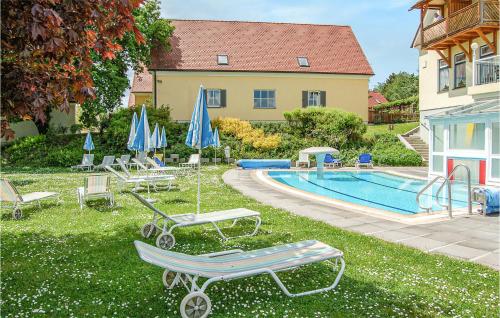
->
[[1, 0, 172, 139]]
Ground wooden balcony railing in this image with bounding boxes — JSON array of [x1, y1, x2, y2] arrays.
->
[[419, 0, 499, 48]]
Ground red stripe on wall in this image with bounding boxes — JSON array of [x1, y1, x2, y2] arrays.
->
[[479, 160, 486, 184], [447, 158, 454, 181]]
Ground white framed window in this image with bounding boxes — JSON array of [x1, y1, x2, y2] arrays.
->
[[217, 55, 228, 65], [254, 90, 276, 109], [431, 124, 445, 173], [308, 91, 321, 106], [438, 59, 449, 92], [480, 45, 494, 58], [207, 89, 221, 107], [449, 122, 485, 150], [491, 122, 500, 180], [454, 52, 466, 89], [297, 57, 309, 67]]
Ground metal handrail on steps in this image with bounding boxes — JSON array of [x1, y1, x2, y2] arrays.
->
[[416, 176, 446, 213], [416, 164, 473, 218]]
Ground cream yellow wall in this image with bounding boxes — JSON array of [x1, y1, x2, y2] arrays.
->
[[418, 31, 499, 113], [417, 31, 499, 143], [154, 71, 370, 121], [133, 93, 152, 107]]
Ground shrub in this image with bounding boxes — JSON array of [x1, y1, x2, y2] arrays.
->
[[283, 107, 366, 148], [214, 117, 281, 150], [370, 133, 423, 166]]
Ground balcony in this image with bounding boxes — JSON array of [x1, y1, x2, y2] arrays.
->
[[475, 54, 499, 85], [416, 0, 499, 49]]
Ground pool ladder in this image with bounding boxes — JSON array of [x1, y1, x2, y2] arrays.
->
[[416, 164, 472, 218]]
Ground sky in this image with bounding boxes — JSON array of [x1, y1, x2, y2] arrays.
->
[[124, 0, 421, 106]]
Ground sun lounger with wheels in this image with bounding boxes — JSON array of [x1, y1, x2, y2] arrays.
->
[[134, 239, 345, 318], [131, 192, 261, 250], [0, 179, 60, 219], [134, 158, 187, 176], [105, 166, 175, 193]]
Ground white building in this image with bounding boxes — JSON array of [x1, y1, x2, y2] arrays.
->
[[411, 0, 499, 185]]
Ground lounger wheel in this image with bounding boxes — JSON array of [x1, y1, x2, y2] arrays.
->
[[12, 208, 22, 220], [162, 269, 178, 289], [156, 233, 175, 250], [141, 223, 157, 238], [180, 292, 211, 318]]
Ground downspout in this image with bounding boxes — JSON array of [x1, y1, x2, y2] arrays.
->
[[153, 70, 157, 108]]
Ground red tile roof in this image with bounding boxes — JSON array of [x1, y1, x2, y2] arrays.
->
[[151, 20, 374, 75], [131, 67, 153, 93], [368, 91, 388, 108]]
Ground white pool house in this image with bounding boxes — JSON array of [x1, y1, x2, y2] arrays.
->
[[428, 98, 500, 186]]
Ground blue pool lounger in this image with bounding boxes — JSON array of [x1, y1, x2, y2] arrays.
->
[[237, 159, 291, 169]]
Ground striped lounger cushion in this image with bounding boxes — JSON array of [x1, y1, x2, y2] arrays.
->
[[135, 240, 343, 278]]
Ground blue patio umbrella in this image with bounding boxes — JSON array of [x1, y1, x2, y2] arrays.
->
[[160, 126, 168, 163], [83, 132, 95, 154], [185, 85, 213, 214], [150, 123, 161, 154], [212, 127, 220, 165], [127, 112, 139, 151], [131, 105, 151, 153]]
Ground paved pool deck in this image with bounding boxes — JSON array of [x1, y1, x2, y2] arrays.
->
[[223, 167, 499, 270]]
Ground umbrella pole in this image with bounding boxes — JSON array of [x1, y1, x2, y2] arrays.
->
[[197, 147, 201, 214], [214, 148, 217, 166]]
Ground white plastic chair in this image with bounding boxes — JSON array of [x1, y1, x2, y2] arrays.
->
[[296, 152, 310, 168], [77, 174, 114, 209], [71, 154, 95, 171], [180, 154, 200, 169]]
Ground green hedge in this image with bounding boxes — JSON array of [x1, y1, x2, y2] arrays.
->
[[2, 107, 423, 167], [373, 96, 419, 111]]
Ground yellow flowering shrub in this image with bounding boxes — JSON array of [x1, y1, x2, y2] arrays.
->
[[214, 117, 281, 150]]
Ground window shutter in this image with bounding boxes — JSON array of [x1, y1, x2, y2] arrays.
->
[[220, 90, 226, 107], [302, 91, 308, 108], [203, 89, 208, 103], [320, 91, 326, 107]]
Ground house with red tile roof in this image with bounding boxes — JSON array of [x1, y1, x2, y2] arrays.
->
[[128, 67, 153, 107], [146, 19, 373, 121], [368, 91, 388, 109]]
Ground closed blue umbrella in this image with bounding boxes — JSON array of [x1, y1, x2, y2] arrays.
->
[[131, 105, 151, 153], [212, 127, 220, 165], [127, 112, 139, 151], [150, 123, 161, 154], [185, 85, 213, 214], [160, 126, 167, 163], [83, 132, 95, 154]]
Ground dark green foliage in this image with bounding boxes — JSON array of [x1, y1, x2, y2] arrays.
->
[[374, 72, 419, 102], [2, 107, 423, 167]]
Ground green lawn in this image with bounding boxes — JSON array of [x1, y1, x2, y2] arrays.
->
[[1, 166, 498, 317], [365, 122, 419, 138]]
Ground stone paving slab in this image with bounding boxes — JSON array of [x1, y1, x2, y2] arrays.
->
[[223, 168, 499, 270]]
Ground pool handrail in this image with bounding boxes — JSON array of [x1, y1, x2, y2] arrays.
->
[[416, 175, 446, 213], [435, 164, 472, 217]]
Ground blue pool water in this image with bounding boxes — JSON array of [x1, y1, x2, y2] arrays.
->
[[268, 171, 469, 214]]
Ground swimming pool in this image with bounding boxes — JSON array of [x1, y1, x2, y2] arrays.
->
[[267, 171, 469, 214]]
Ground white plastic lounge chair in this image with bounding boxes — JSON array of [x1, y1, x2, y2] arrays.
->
[[144, 157, 189, 176], [131, 192, 261, 250], [109, 154, 131, 169], [180, 154, 200, 168], [0, 179, 59, 219], [118, 159, 175, 182], [71, 154, 95, 171], [105, 166, 175, 193], [129, 152, 147, 170], [77, 174, 114, 209], [296, 152, 310, 168], [94, 155, 116, 171], [135, 239, 345, 318]]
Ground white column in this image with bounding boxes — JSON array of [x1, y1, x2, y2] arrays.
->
[[471, 42, 479, 86]]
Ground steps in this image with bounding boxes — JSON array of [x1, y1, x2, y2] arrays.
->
[[402, 132, 429, 162]]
